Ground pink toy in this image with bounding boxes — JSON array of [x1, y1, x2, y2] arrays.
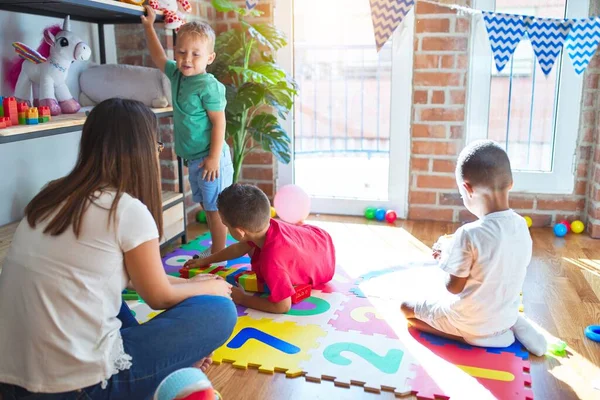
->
[[274, 184, 311, 224], [149, 0, 192, 32], [5, 16, 91, 116], [385, 210, 397, 223]]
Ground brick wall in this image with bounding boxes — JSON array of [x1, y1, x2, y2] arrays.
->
[[408, 0, 600, 230]]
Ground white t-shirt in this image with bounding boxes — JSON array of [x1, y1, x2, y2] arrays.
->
[[438, 209, 532, 336], [0, 191, 159, 393]]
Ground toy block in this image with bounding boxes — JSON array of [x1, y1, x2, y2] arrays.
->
[[17, 102, 28, 113], [2, 97, 18, 126], [18, 116, 26, 125], [0, 105, 4, 118], [26, 107, 38, 119], [291, 284, 312, 304], [0, 117, 8, 129], [26, 118, 39, 125], [0, 116, 11, 128], [122, 289, 141, 301], [39, 106, 51, 122]]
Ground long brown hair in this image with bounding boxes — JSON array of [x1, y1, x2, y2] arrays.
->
[[25, 98, 163, 238]]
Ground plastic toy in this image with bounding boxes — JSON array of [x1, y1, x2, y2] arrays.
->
[[196, 210, 207, 223], [0, 96, 4, 117], [585, 325, 600, 342], [120, 0, 145, 5], [553, 223, 568, 237], [523, 216, 532, 228], [571, 220, 585, 234], [558, 219, 571, 232], [154, 368, 221, 400], [38, 106, 51, 123], [270, 206, 277, 218], [6, 16, 91, 116], [547, 340, 567, 356], [26, 107, 39, 125], [374, 208, 386, 221], [385, 210, 397, 223], [364, 207, 376, 220], [0, 117, 9, 129], [148, 0, 192, 32], [3, 97, 17, 126], [274, 184, 311, 224]]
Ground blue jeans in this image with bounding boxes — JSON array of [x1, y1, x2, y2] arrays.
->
[[187, 145, 234, 212], [0, 296, 237, 400]]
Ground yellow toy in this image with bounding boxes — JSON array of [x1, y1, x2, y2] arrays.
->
[[270, 206, 277, 218], [119, 0, 146, 5], [571, 220, 585, 234], [523, 216, 532, 228]]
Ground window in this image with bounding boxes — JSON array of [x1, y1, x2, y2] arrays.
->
[[467, 0, 588, 194]]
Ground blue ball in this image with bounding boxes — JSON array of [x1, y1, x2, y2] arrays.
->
[[553, 223, 568, 237], [374, 208, 386, 221]]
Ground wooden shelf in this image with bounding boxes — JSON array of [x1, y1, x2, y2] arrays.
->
[[0, 107, 173, 144], [0, 0, 164, 24]]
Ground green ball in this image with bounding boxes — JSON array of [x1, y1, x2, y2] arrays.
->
[[364, 207, 376, 220], [196, 210, 207, 223]]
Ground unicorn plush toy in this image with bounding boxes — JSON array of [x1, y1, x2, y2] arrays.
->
[[7, 16, 92, 116]]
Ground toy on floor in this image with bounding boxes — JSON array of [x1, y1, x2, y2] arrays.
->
[[6, 16, 91, 116], [523, 215, 533, 228], [270, 206, 277, 218], [122, 289, 141, 301], [553, 223, 568, 237], [364, 207, 397, 223], [553, 219, 585, 237], [154, 368, 222, 400], [547, 340, 567, 356], [196, 210, 207, 223], [571, 220, 585, 234], [274, 184, 310, 224], [181, 264, 311, 304], [585, 325, 600, 342]]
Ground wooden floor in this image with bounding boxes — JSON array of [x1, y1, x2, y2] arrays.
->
[[175, 216, 600, 400]]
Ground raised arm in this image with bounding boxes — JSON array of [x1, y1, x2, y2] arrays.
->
[[141, 5, 168, 72]]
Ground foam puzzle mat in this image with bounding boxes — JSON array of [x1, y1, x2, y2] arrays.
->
[[127, 232, 535, 399]]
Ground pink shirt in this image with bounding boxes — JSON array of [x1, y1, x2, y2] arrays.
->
[[249, 219, 336, 302]]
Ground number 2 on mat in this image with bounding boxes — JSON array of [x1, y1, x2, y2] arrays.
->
[[323, 342, 403, 374], [227, 327, 300, 354]]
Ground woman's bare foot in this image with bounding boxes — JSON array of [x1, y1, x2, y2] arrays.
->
[[193, 352, 213, 372]]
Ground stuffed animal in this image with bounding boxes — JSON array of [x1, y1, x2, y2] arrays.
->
[[6, 16, 92, 116], [79, 63, 172, 108], [149, 0, 192, 31]]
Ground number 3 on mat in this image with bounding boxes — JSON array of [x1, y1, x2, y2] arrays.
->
[[323, 343, 403, 374]]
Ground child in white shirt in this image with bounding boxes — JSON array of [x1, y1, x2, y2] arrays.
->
[[401, 140, 547, 356]]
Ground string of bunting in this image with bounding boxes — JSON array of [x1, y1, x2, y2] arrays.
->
[[369, 0, 600, 76]]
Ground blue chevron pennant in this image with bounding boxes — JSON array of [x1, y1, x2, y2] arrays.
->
[[527, 18, 573, 76], [565, 17, 600, 75], [370, 0, 415, 52], [246, 0, 258, 10], [483, 11, 529, 72]]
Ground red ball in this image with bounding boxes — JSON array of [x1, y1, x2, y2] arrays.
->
[[385, 210, 397, 223], [559, 219, 571, 232]]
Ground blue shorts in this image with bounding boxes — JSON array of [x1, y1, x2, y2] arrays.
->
[[187, 145, 233, 212]]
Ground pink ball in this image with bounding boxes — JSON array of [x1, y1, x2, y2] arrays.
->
[[385, 210, 397, 223], [274, 184, 311, 224]]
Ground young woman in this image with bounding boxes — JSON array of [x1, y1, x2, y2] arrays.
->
[[0, 98, 237, 400]]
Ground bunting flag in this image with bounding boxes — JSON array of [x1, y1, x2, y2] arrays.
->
[[527, 18, 573, 76], [482, 12, 529, 73], [246, 0, 258, 10], [565, 17, 600, 75], [370, 0, 415, 52]]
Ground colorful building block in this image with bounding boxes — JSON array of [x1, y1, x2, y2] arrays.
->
[[0, 117, 9, 129], [26, 107, 38, 119], [2, 97, 18, 126], [39, 106, 51, 123]]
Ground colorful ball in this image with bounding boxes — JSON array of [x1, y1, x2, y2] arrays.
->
[[559, 219, 571, 232], [374, 208, 386, 221], [154, 368, 215, 400], [270, 206, 277, 218], [385, 210, 397, 223], [364, 207, 376, 220], [524, 216, 532, 228], [553, 223, 568, 237], [571, 220, 585, 234], [196, 210, 207, 223], [274, 184, 311, 224]]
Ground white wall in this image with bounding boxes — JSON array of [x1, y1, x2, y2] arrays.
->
[[0, 10, 115, 226]]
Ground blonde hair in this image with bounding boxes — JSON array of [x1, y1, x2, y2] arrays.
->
[[177, 21, 216, 51]]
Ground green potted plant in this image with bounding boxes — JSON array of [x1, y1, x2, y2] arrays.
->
[[209, 0, 297, 183]]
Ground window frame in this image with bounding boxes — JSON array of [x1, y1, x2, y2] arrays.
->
[[466, 0, 589, 194]]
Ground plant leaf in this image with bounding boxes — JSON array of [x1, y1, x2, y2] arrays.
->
[[211, 0, 240, 13], [265, 79, 298, 119], [227, 83, 266, 115], [242, 22, 287, 51], [247, 113, 291, 164], [229, 62, 285, 84]]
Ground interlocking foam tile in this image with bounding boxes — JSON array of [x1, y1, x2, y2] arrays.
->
[[409, 329, 533, 400], [328, 295, 398, 339], [299, 329, 415, 395], [350, 286, 367, 298], [314, 270, 357, 295], [245, 290, 347, 326], [162, 248, 200, 274], [180, 233, 237, 252], [128, 301, 164, 324], [419, 331, 530, 360], [212, 316, 326, 377]]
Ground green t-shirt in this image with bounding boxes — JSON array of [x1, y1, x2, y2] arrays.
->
[[165, 60, 227, 160]]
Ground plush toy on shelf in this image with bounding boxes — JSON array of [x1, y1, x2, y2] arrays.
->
[[5, 16, 92, 116], [148, 0, 192, 31]]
